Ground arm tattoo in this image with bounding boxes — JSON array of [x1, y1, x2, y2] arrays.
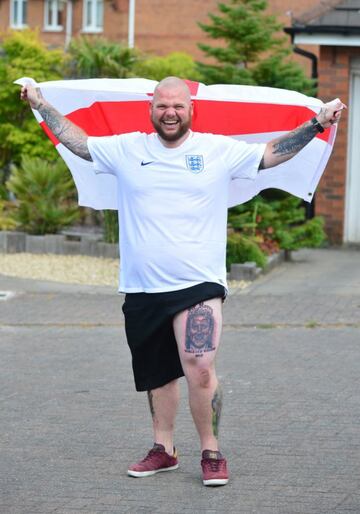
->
[[211, 385, 223, 438], [37, 103, 92, 161], [272, 121, 318, 158], [185, 302, 215, 357], [147, 391, 155, 419]]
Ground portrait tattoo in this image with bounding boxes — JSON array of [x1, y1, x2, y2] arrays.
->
[[211, 386, 223, 438], [185, 302, 215, 356]]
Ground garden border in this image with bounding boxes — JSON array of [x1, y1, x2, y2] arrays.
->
[[0, 230, 119, 259], [0, 230, 286, 281]]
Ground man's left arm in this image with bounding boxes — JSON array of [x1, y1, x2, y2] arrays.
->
[[259, 98, 346, 170]]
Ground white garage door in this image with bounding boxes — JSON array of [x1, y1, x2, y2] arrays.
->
[[344, 58, 360, 243]]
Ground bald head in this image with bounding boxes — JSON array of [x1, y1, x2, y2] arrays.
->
[[153, 77, 191, 103]]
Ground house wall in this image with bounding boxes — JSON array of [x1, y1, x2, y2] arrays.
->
[[0, 0, 318, 65], [316, 46, 360, 243]]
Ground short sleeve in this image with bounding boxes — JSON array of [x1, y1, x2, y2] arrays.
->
[[221, 137, 266, 180], [87, 134, 124, 176]]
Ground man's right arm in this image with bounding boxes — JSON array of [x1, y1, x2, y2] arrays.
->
[[21, 84, 93, 162]]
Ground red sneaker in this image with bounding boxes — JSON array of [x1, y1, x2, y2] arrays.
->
[[201, 450, 229, 486], [127, 443, 179, 477]]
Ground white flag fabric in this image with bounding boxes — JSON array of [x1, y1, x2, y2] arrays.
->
[[15, 77, 337, 209]]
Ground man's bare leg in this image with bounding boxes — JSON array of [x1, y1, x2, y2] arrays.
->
[[147, 379, 180, 455], [173, 298, 223, 451]]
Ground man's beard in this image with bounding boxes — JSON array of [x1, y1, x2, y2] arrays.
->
[[151, 115, 192, 142]]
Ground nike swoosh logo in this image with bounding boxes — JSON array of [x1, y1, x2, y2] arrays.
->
[[141, 160, 154, 166]]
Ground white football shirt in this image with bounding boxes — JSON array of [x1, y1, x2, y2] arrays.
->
[[88, 131, 265, 293]]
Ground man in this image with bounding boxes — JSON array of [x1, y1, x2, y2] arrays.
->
[[21, 77, 344, 486]]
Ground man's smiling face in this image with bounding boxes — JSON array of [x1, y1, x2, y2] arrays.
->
[[150, 80, 193, 146]]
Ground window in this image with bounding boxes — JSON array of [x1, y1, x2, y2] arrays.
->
[[44, 0, 64, 31], [83, 0, 103, 32], [10, 0, 28, 28]]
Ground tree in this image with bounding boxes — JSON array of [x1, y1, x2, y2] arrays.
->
[[0, 30, 65, 184], [197, 0, 315, 95]]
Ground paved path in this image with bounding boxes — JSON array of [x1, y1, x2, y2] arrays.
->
[[1, 248, 360, 513]]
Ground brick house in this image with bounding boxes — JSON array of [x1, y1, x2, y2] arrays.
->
[[286, 0, 360, 243], [0, 0, 357, 243], [0, 0, 319, 57]]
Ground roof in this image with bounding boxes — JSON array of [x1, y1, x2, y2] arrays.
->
[[286, 0, 360, 35]]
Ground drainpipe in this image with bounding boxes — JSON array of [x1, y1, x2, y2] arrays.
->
[[293, 45, 318, 89], [286, 30, 319, 219], [65, 0, 73, 49], [128, 0, 135, 48]]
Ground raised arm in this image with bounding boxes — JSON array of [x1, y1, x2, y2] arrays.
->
[[21, 84, 93, 162], [259, 98, 346, 170]]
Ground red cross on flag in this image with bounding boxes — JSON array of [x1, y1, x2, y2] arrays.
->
[[15, 77, 337, 210]]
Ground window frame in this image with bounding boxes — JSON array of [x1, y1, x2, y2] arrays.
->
[[10, 0, 28, 29], [82, 0, 104, 33], [44, 0, 64, 32]]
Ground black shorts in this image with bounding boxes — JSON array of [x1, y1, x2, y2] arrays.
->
[[122, 282, 226, 391]]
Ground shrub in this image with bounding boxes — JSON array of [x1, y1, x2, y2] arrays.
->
[[134, 52, 202, 81], [6, 156, 79, 234], [66, 36, 140, 78], [0, 199, 18, 230], [227, 194, 327, 264], [227, 231, 267, 270], [0, 29, 64, 180], [103, 210, 119, 244]]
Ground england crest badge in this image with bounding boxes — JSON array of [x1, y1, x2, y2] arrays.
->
[[185, 155, 204, 173]]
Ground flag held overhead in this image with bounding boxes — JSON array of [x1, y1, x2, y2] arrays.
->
[[15, 77, 337, 210]]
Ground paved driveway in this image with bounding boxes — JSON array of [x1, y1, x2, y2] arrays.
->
[[1, 248, 360, 513]]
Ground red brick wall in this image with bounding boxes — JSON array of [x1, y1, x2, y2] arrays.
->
[[316, 46, 360, 243], [0, 0, 322, 67]]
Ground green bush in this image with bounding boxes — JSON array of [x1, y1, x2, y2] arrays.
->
[[134, 52, 202, 81], [227, 195, 327, 264], [0, 199, 18, 230], [227, 231, 267, 270], [0, 29, 64, 181], [66, 36, 140, 78], [6, 156, 79, 234], [103, 210, 119, 244]]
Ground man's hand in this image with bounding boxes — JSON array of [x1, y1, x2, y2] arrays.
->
[[316, 98, 347, 130], [20, 83, 46, 110]]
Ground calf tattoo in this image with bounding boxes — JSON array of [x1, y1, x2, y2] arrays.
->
[[147, 391, 155, 419], [185, 303, 215, 356], [211, 386, 223, 438]]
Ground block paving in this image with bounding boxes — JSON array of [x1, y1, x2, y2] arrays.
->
[[1, 248, 360, 513]]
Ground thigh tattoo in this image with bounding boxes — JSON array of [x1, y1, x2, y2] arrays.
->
[[185, 302, 215, 357]]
